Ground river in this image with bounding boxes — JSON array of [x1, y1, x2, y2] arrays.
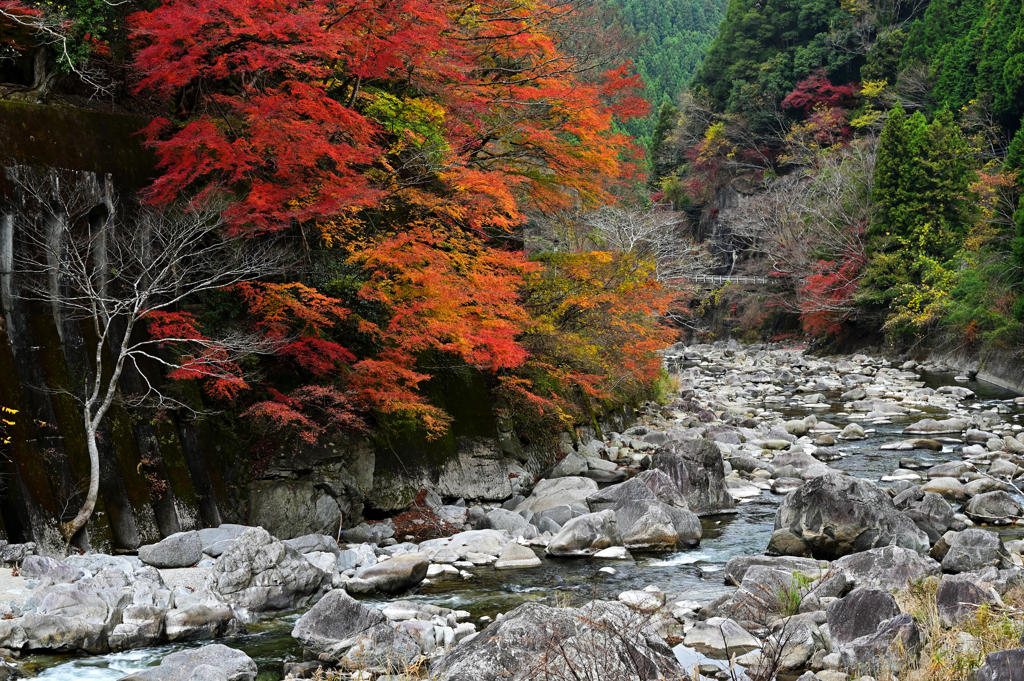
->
[[25, 365, 1024, 680]]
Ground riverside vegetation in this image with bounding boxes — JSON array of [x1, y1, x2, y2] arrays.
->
[[0, 342, 1023, 681]]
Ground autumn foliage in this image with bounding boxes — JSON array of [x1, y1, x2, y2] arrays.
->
[[128, 0, 668, 445]]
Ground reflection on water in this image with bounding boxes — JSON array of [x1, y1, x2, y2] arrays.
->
[[32, 369, 1024, 680]]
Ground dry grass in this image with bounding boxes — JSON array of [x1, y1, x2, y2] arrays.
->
[[876, 578, 1024, 681]]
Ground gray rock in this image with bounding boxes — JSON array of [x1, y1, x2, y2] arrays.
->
[[494, 543, 542, 569], [118, 643, 257, 681], [651, 438, 735, 515], [942, 529, 1013, 573], [935, 579, 993, 628], [430, 601, 682, 681], [342, 622, 421, 673], [248, 481, 341, 540], [208, 527, 327, 612], [768, 476, 930, 560], [613, 500, 701, 551], [186, 665, 227, 681], [903, 492, 962, 542], [139, 532, 203, 569], [282, 533, 341, 557], [163, 603, 238, 642], [683, 617, 761, 655], [826, 589, 900, 646], [546, 510, 622, 556], [197, 525, 249, 557], [723, 555, 828, 586], [20, 556, 83, 584], [976, 648, 1024, 681], [516, 477, 598, 514], [585, 469, 689, 513], [108, 605, 166, 651], [818, 546, 941, 594], [351, 554, 429, 594], [291, 589, 386, 662], [477, 508, 537, 540], [927, 461, 974, 478], [838, 613, 921, 673], [966, 491, 1024, 523], [548, 452, 588, 478]]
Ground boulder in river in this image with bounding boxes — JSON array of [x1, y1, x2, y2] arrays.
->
[[546, 510, 622, 556], [817, 545, 941, 594], [942, 528, 1014, 573], [585, 469, 688, 512], [965, 490, 1024, 524], [291, 589, 387, 662], [494, 543, 542, 569], [347, 553, 429, 594], [613, 499, 701, 550], [119, 643, 257, 681], [208, 527, 327, 613], [651, 438, 735, 515], [516, 477, 598, 514], [430, 601, 682, 681], [768, 475, 930, 560]]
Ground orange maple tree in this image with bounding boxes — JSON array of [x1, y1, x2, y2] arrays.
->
[[130, 0, 659, 442]]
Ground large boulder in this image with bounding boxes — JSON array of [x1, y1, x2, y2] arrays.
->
[[935, 579, 994, 628], [651, 439, 734, 515], [900, 491, 962, 542], [138, 532, 202, 569], [291, 589, 387, 663], [347, 554, 429, 594], [494, 543, 542, 570], [965, 491, 1024, 524], [208, 527, 327, 613], [722, 555, 827, 586], [613, 500, 701, 551], [585, 470, 689, 513], [418, 530, 510, 562], [942, 529, 1014, 573], [817, 546, 941, 595], [977, 648, 1024, 681], [476, 509, 538, 540], [248, 481, 341, 540], [429, 601, 682, 681], [826, 589, 900, 646], [516, 477, 598, 515], [20, 556, 83, 584], [119, 643, 257, 681], [198, 525, 250, 558], [683, 617, 761, 656], [838, 613, 921, 673], [546, 510, 622, 556], [767, 475, 930, 560]]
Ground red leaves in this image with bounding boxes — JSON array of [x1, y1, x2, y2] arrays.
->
[[130, 0, 645, 232], [782, 69, 860, 114]]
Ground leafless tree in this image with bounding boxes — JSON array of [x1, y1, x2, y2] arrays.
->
[[719, 137, 877, 322], [0, 3, 111, 99], [6, 166, 283, 542], [583, 205, 712, 287]]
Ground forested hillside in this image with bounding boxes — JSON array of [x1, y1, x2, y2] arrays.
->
[[612, 0, 729, 143], [656, 0, 1024, 355]]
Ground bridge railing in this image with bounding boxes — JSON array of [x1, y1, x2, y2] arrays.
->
[[690, 274, 770, 285]]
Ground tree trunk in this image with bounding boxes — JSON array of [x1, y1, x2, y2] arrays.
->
[[61, 417, 101, 541]]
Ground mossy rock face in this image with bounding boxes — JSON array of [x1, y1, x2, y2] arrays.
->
[[0, 102, 154, 188]]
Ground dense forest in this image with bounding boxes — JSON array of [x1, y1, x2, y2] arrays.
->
[[651, 0, 1024, 354]]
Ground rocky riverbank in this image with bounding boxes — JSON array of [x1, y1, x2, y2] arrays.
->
[[6, 341, 1024, 680]]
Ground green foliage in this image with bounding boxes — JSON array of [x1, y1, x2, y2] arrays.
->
[[610, 0, 729, 141], [691, 0, 856, 113]]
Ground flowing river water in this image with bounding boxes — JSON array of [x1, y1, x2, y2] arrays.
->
[[22, 368, 1024, 680]]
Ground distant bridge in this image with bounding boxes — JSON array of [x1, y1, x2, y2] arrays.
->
[[690, 274, 771, 288]]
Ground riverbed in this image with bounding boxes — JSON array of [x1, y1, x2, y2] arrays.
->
[[25, 361, 1024, 680]]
